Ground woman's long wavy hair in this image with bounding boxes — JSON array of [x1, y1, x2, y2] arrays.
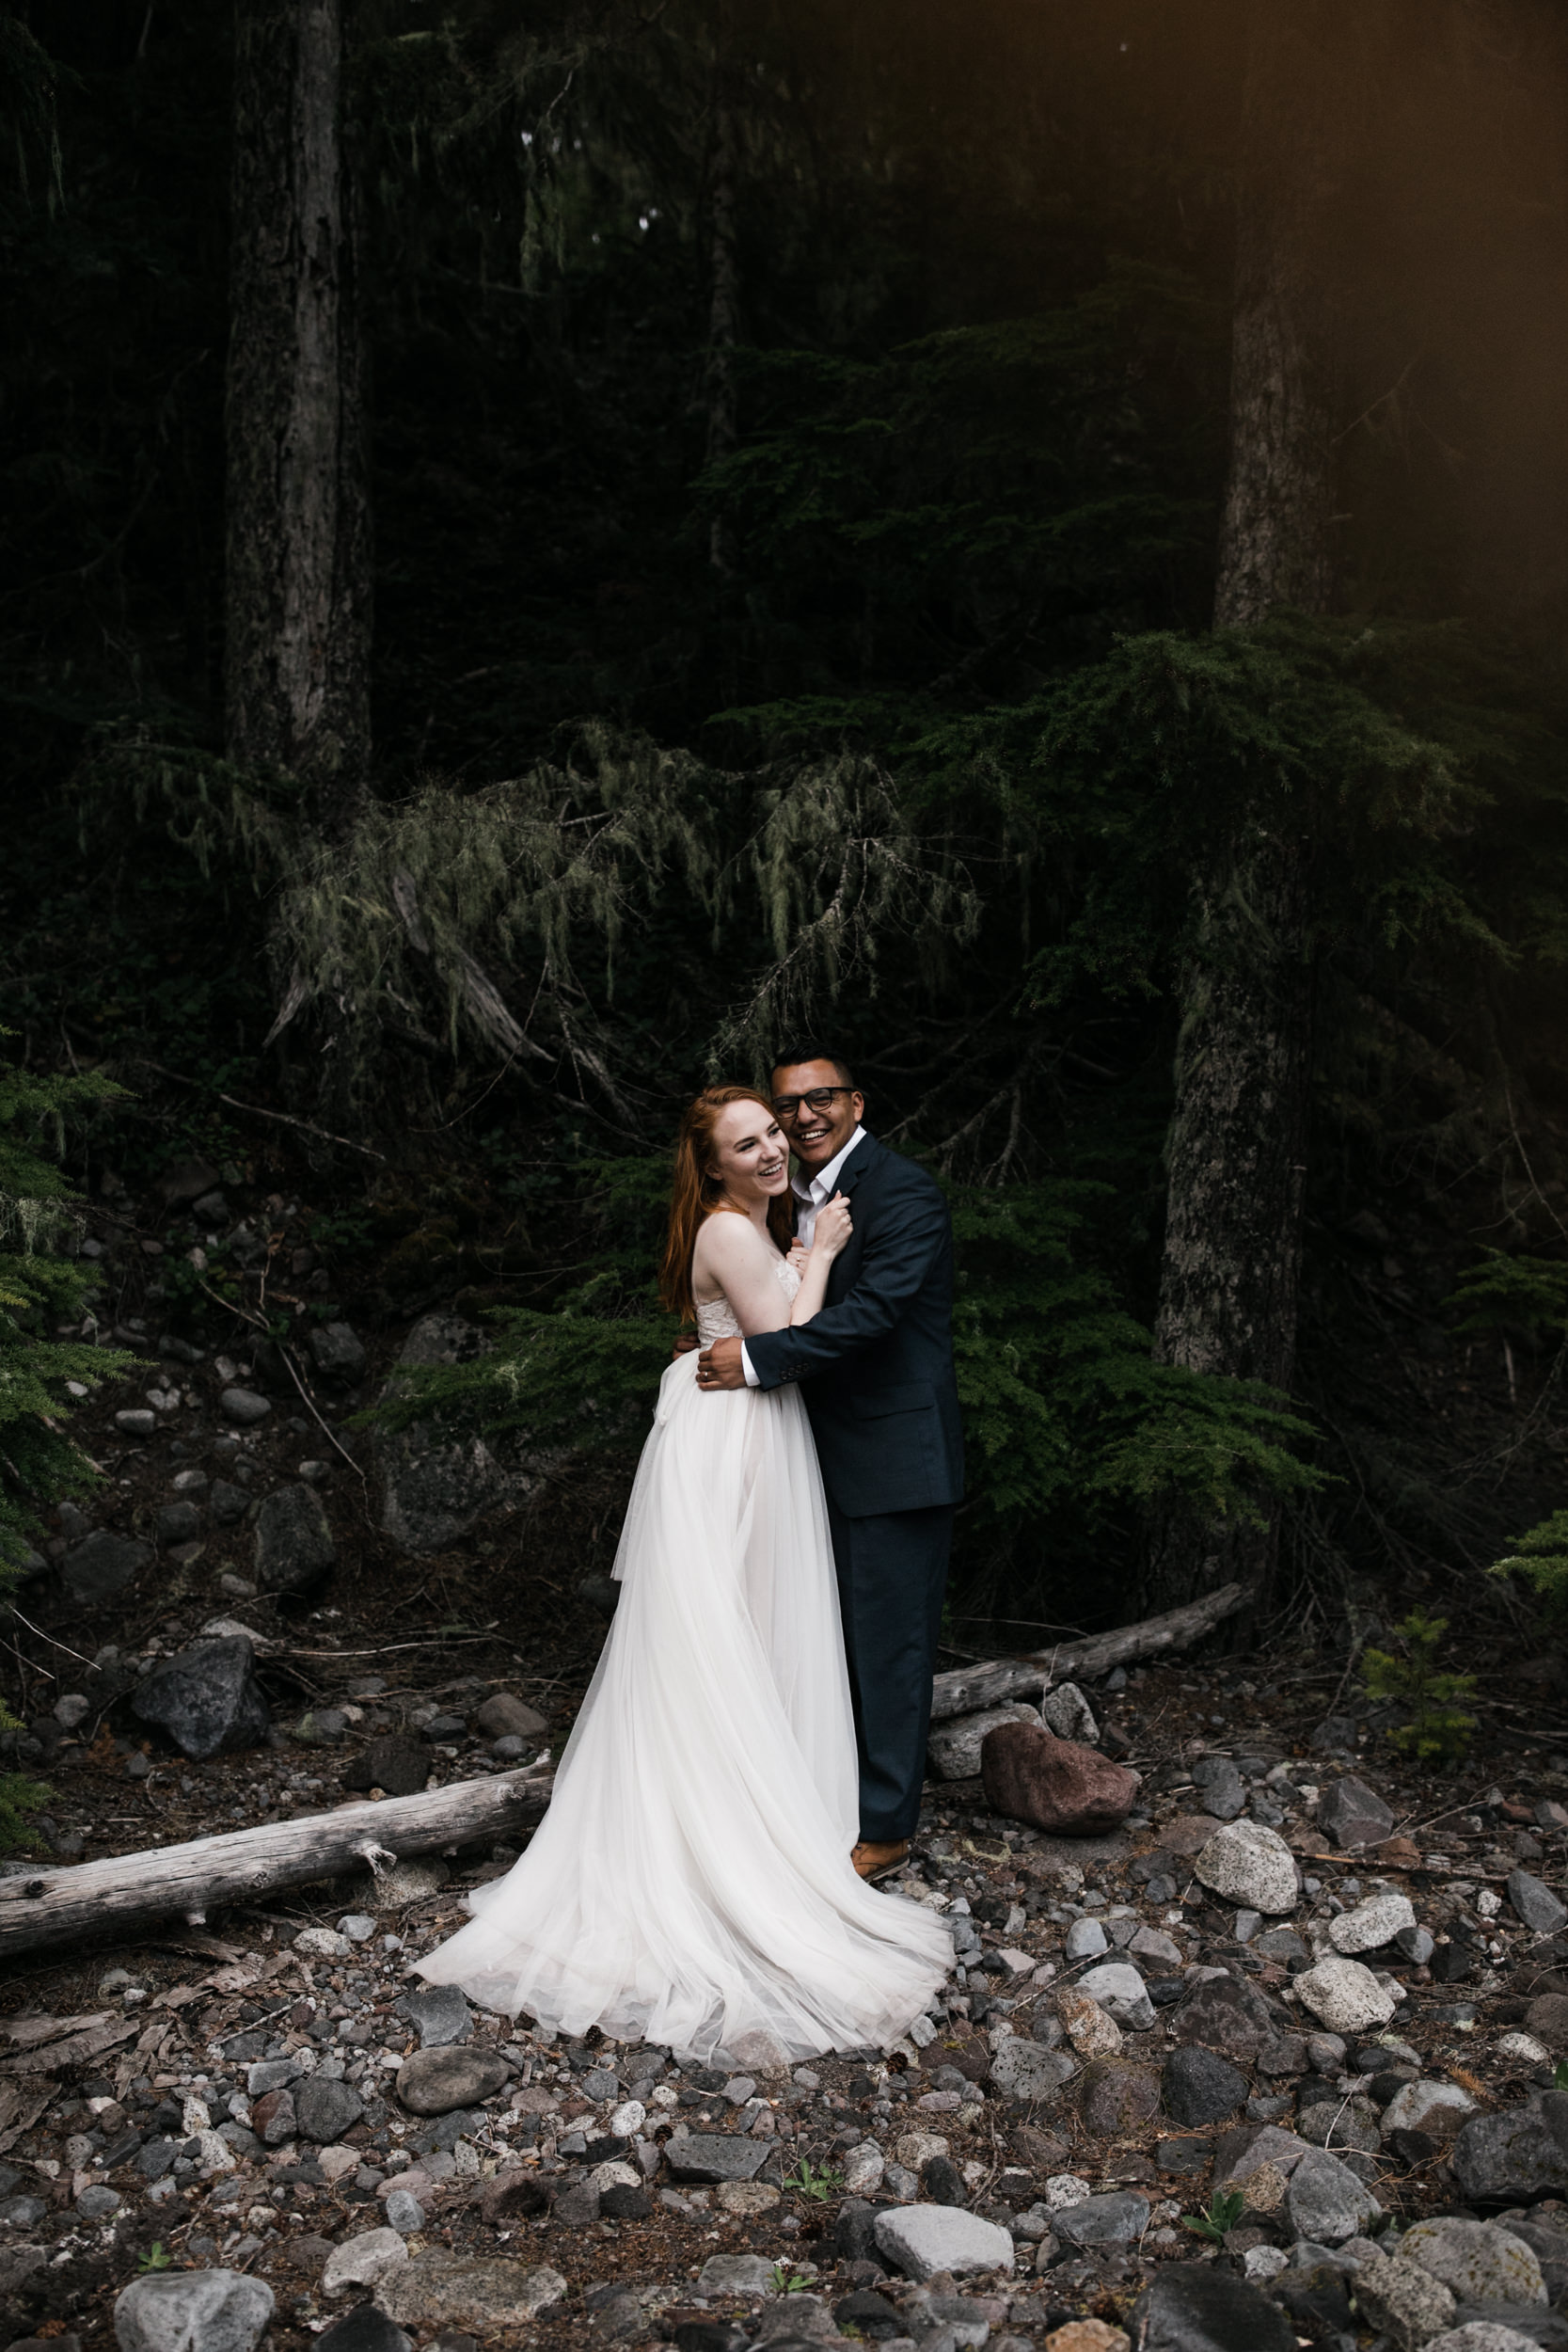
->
[[660, 1085, 795, 1324]]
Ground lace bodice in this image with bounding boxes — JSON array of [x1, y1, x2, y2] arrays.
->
[[695, 1252, 800, 1345]]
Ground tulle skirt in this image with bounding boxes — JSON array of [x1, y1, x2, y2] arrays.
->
[[414, 1351, 951, 2062]]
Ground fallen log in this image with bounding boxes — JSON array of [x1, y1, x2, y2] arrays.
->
[[928, 1581, 1252, 1723], [0, 1762, 553, 1961]]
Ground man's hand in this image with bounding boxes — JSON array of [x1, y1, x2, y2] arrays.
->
[[672, 1332, 699, 1360], [696, 1336, 747, 1391]]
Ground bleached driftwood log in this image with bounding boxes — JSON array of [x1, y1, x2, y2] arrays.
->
[[927, 1581, 1251, 1724], [0, 1761, 552, 1959]]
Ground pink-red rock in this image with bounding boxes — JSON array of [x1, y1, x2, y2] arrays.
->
[[981, 1724, 1140, 1835]]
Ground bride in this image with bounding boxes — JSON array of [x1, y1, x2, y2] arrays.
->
[[414, 1083, 952, 2062]]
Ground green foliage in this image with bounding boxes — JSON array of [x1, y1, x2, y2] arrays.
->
[[372, 1159, 1323, 1559], [782, 2160, 841, 2203], [0, 1034, 139, 1845], [949, 1183, 1325, 1534], [1181, 2187, 1245, 2244], [1360, 1609, 1478, 1767], [136, 2242, 172, 2273], [1492, 1512, 1568, 1617], [1448, 1251, 1568, 1344], [1555, 2061, 1568, 2093]]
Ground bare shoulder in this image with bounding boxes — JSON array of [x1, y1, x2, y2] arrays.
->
[[691, 1211, 780, 1284]]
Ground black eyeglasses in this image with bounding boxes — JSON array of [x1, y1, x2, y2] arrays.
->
[[771, 1086, 854, 1120]]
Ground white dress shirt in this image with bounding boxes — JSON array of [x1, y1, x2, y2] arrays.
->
[[740, 1126, 865, 1387]]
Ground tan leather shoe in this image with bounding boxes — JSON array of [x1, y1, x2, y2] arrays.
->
[[851, 1837, 910, 1883]]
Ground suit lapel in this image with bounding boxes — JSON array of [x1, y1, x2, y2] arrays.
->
[[820, 1132, 879, 1304]]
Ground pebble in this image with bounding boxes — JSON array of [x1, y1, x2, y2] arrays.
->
[[1292, 1952, 1398, 2034], [1283, 2147, 1381, 2245], [376, 2252, 568, 2330], [400, 1984, 472, 2047], [1193, 1819, 1299, 1914], [873, 2202, 1016, 2280], [1162, 2045, 1249, 2127], [322, 2227, 409, 2296], [1075, 1960, 1154, 2030], [219, 1387, 270, 1424], [1507, 1868, 1568, 1936], [1066, 1917, 1109, 1960], [1329, 1889, 1416, 1953], [316, 2309, 414, 2352], [395, 2046, 510, 2116], [1425, 2328, 1556, 2352]]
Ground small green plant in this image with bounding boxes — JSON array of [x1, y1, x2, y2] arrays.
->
[[783, 2159, 841, 2202], [769, 2261, 812, 2293], [1181, 2187, 1245, 2244], [1553, 2060, 1568, 2092], [137, 2242, 172, 2272], [1359, 1608, 1478, 1766]]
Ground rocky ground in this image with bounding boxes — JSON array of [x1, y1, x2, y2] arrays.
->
[[5, 1161, 1568, 2350]]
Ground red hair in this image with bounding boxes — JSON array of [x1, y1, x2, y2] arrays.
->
[[659, 1085, 794, 1323]]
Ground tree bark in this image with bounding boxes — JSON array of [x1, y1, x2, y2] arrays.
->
[[225, 0, 372, 829], [705, 25, 740, 577], [1141, 2, 1343, 1615], [0, 1764, 551, 1959]]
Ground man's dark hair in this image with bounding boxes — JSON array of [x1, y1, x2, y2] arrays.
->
[[770, 1043, 857, 1090]]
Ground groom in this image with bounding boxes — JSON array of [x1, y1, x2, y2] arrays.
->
[[697, 1047, 962, 1880]]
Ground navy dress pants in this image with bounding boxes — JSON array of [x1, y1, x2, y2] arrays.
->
[[826, 1498, 955, 1844]]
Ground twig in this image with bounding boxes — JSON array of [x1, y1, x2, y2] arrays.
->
[[125, 1056, 386, 1161]]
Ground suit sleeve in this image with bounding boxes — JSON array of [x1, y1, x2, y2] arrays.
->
[[745, 1171, 947, 1391]]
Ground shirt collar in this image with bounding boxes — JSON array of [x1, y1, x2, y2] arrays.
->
[[792, 1124, 866, 1203]]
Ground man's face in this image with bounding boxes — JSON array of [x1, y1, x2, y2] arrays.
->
[[770, 1058, 864, 1174]]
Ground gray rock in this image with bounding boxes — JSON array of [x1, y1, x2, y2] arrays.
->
[[1065, 1917, 1109, 1960], [1316, 1775, 1397, 1850], [1130, 2261, 1296, 2350], [113, 2269, 275, 2352], [395, 2046, 509, 2116], [317, 2309, 414, 2352], [927, 1704, 1042, 1782], [696, 2253, 779, 2296], [1194, 1756, 1247, 1820], [1310, 1715, 1361, 1752], [377, 1315, 534, 1554], [1174, 1972, 1289, 2062], [1075, 1960, 1154, 2032], [1053, 2189, 1148, 2248], [873, 2203, 1015, 2280], [295, 2074, 364, 2143], [1163, 2046, 1250, 2128], [220, 1387, 271, 1426], [988, 2039, 1074, 2100], [131, 1637, 271, 1761], [1353, 2246, 1457, 2348], [1426, 2329, 1560, 2352], [0, 2196, 46, 2226], [75, 2184, 121, 2217], [1041, 1683, 1099, 1746], [1292, 1954, 1397, 2035], [1330, 1891, 1416, 1953], [210, 1481, 251, 1527], [664, 2133, 770, 2184], [399, 1985, 472, 2047], [1078, 2060, 1161, 2137], [1397, 1924, 1436, 1965], [1399, 2218, 1547, 2307], [1508, 1870, 1568, 1936], [1446, 2310, 1568, 2349], [322, 2229, 409, 2296], [475, 1692, 548, 1740], [375, 2252, 567, 2332], [309, 1323, 368, 1385], [383, 2187, 424, 2235], [1383, 2080, 1477, 2135], [1193, 1820, 1299, 1915], [254, 1481, 336, 1594], [1284, 2148, 1380, 2245], [59, 1531, 150, 1605], [1298, 2093, 1383, 2156], [154, 1501, 202, 1546], [1451, 2108, 1568, 2206], [115, 1408, 157, 1438], [245, 2058, 302, 2096]]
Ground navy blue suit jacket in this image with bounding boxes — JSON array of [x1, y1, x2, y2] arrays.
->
[[744, 1132, 963, 1518]]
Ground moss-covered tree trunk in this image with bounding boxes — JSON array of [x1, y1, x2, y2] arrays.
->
[[1140, 1, 1341, 1616], [225, 0, 371, 831]]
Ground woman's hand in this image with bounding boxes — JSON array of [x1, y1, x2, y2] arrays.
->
[[811, 1192, 853, 1260], [786, 1240, 810, 1277]]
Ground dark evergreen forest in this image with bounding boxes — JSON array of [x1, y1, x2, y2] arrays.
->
[[8, 0, 1568, 1664]]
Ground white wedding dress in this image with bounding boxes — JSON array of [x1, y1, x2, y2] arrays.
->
[[415, 1257, 952, 2062]]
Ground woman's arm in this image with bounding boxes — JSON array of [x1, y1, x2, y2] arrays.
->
[[787, 1195, 852, 1327], [690, 1216, 793, 1337]]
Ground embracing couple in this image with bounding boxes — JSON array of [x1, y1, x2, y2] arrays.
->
[[417, 1049, 960, 2062]]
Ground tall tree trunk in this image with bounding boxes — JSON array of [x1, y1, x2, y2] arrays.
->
[[705, 24, 740, 578], [225, 0, 371, 833], [1140, 2, 1342, 1616]]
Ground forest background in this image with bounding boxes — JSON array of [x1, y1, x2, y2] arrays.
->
[[8, 0, 1568, 1671]]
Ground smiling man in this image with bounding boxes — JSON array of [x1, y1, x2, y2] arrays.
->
[[697, 1046, 963, 1880]]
